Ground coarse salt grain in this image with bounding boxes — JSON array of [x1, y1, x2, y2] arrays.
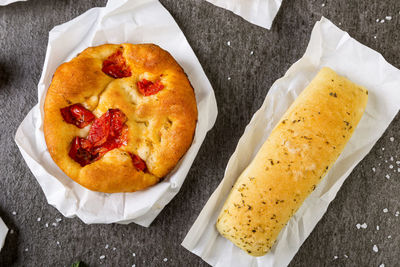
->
[[25, 248, 28, 252], [100, 255, 105, 260], [163, 258, 168, 262], [372, 167, 376, 172], [385, 174, 390, 179], [132, 253, 136, 257], [380, 19, 385, 23], [132, 265, 136, 267], [105, 244, 109, 249], [395, 211, 399, 216], [227, 77, 231, 81], [382, 147, 385, 150], [55, 218, 62, 222], [386, 16, 392, 21], [250, 51, 254, 55], [396, 161, 400, 165], [56, 241, 60, 245], [344, 254, 348, 258], [10, 229, 14, 234], [333, 255, 338, 259], [398, 168, 400, 172], [12, 211, 16, 215], [227, 41, 231, 46], [388, 235, 392, 239], [113, 247, 116, 251], [389, 165, 394, 169], [390, 137, 394, 142], [52, 223, 57, 227], [379, 264, 385, 267], [321, 3, 325, 7], [373, 245, 378, 252], [383, 208, 388, 213], [376, 225, 380, 230], [37, 217, 41, 222], [45, 223, 49, 228], [390, 156, 394, 161], [361, 223, 367, 229]]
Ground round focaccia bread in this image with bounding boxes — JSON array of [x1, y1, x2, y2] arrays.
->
[[44, 44, 198, 193]]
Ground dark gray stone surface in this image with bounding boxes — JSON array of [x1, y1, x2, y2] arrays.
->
[[0, 0, 399, 266]]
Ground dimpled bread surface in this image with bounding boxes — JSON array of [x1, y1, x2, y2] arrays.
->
[[44, 44, 197, 193], [216, 67, 368, 256]]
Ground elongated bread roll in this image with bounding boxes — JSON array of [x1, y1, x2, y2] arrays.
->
[[216, 67, 368, 256]]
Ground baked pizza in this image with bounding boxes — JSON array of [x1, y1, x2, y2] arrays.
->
[[44, 44, 198, 193]]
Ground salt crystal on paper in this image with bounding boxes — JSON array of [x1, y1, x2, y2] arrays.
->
[[100, 255, 105, 260], [373, 245, 378, 252], [383, 208, 388, 213]]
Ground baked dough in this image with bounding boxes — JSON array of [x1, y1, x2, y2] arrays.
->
[[44, 44, 197, 193], [216, 67, 368, 256]]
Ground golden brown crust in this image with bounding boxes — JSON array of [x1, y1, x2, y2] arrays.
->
[[44, 44, 197, 193], [216, 67, 368, 256]]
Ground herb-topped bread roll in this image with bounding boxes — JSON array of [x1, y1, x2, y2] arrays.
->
[[216, 67, 368, 256]]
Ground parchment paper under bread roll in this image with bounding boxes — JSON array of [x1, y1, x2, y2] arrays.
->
[[216, 67, 368, 256]]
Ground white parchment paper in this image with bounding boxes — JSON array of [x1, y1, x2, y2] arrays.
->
[[15, 0, 217, 227], [205, 0, 282, 29], [0, 0, 25, 6], [182, 17, 400, 267], [0, 217, 7, 250]]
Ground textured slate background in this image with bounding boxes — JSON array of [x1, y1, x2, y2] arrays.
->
[[0, 0, 399, 266]]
